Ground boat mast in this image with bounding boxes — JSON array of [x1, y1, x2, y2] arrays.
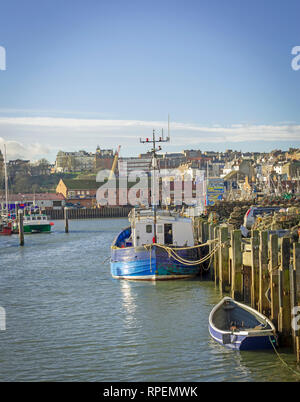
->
[[3, 144, 8, 216], [140, 119, 170, 242]]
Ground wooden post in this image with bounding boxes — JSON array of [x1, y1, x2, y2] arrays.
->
[[208, 224, 215, 280], [64, 207, 69, 233], [203, 222, 209, 243], [278, 237, 292, 347], [259, 231, 270, 316], [269, 234, 279, 328], [198, 220, 202, 243], [251, 230, 260, 309], [214, 226, 219, 285], [219, 226, 229, 294], [231, 230, 243, 301], [292, 243, 300, 361], [194, 219, 199, 241], [18, 210, 24, 246]]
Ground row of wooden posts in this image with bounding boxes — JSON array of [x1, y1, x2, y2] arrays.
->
[[17, 207, 86, 242], [196, 219, 300, 362]]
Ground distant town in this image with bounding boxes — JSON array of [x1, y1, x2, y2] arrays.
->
[[0, 146, 300, 211]]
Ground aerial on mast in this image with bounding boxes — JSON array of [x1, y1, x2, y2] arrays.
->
[[139, 117, 171, 242]]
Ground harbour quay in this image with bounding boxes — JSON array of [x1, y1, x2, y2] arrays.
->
[[192, 200, 300, 362]]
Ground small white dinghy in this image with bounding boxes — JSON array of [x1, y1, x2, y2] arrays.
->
[[209, 297, 277, 350]]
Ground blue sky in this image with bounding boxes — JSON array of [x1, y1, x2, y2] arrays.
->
[[0, 0, 300, 161]]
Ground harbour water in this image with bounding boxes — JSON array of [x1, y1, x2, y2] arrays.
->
[[0, 218, 299, 382]]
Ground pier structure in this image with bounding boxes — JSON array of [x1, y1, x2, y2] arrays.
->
[[194, 213, 300, 362]]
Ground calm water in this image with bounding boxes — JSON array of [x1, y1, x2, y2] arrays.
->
[[0, 218, 299, 382]]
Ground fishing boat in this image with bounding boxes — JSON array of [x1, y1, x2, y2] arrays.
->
[[111, 208, 201, 280], [209, 297, 277, 350], [110, 124, 202, 280], [23, 212, 52, 233], [0, 218, 12, 235]]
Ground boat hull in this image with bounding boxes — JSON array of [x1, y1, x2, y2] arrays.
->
[[209, 324, 276, 350], [209, 297, 277, 351], [0, 226, 12, 235], [24, 224, 51, 233], [111, 245, 200, 280]]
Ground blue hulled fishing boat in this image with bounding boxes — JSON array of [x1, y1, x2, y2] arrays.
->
[[209, 297, 277, 350], [110, 125, 202, 280], [111, 208, 201, 280]]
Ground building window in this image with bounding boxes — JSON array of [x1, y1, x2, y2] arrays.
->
[[146, 225, 152, 233]]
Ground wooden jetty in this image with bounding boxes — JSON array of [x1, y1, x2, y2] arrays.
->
[[195, 216, 300, 362]]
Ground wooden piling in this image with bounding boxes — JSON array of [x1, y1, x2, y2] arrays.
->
[[219, 226, 229, 294], [259, 231, 270, 316], [18, 210, 24, 246], [208, 224, 215, 280], [251, 230, 260, 309], [198, 220, 202, 243], [64, 207, 69, 233], [214, 226, 219, 285], [292, 243, 300, 361], [278, 237, 292, 347], [231, 230, 243, 301], [269, 234, 279, 328], [203, 222, 209, 243]]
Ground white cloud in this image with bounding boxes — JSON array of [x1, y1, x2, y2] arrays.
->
[[0, 116, 299, 161], [0, 116, 299, 140], [0, 137, 50, 161]]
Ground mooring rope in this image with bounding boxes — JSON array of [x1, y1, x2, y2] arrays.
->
[[144, 241, 223, 266], [268, 336, 300, 377]]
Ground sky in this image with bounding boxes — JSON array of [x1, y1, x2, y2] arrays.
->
[[0, 0, 300, 162]]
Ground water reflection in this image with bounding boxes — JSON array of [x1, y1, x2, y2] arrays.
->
[[120, 280, 140, 333]]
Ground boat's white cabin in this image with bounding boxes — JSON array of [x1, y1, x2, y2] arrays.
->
[[24, 214, 49, 222], [129, 209, 194, 247]]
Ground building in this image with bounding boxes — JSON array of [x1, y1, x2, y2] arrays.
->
[[0, 193, 65, 210], [55, 150, 95, 173], [94, 146, 115, 171], [281, 160, 300, 179], [118, 157, 152, 176], [56, 178, 100, 199]]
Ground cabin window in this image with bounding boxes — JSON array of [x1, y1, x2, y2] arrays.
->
[[37, 217, 41, 220], [43, 217, 46, 220], [164, 224, 173, 244], [32, 217, 36, 220], [146, 224, 152, 233]]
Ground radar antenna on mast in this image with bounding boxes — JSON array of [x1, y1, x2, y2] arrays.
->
[[139, 116, 171, 243]]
